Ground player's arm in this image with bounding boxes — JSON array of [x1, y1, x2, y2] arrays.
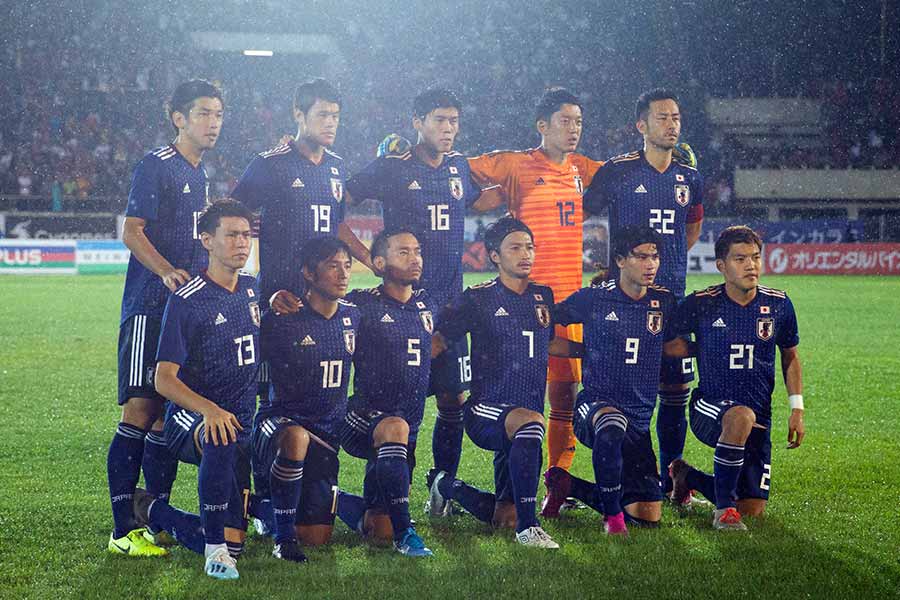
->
[[781, 345, 804, 449], [122, 217, 190, 292], [337, 222, 374, 272], [467, 152, 514, 213], [470, 185, 506, 213], [685, 171, 705, 250], [432, 292, 474, 358], [663, 295, 697, 357], [154, 362, 242, 446], [548, 288, 589, 358], [548, 337, 583, 358], [686, 220, 703, 250], [582, 161, 612, 217]]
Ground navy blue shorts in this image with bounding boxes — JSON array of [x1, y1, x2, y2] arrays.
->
[[689, 395, 772, 501], [117, 314, 165, 405], [163, 407, 203, 464], [660, 352, 695, 386], [428, 335, 470, 397], [573, 399, 663, 506], [463, 398, 521, 502]]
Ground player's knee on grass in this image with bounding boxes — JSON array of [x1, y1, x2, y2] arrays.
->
[[363, 509, 394, 544], [504, 408, 544, 440], [720, 405, 756, 444], [736, 498, 767, 517], [625, 501, 662, 525], [591, 405, 624, 426], [296, 524, 334, 546], [277, 425, 310, 461], [492, 500, 517, 529], [121, 397, 165, 429], [373, 416, 409, 446]]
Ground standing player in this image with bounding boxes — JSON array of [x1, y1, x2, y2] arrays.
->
[[428, 217, 558, 548], [546, 227, 674, 536], [467, 88, 603, 516], [107, 79, 223, 555], [252, 236, 359, 563], [338, 228, 434, 557], [582, 88, 704, 499], [346, 89, 482, 495], [665, 226, 805, 530], [140, 199, 259, 579]]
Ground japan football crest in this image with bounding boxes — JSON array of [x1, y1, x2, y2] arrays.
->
[[647, 311, 663, 335], [343, 329, 356, 354], [535, 304, 551, 328], [449, 177, 464, 201], [249, 302, 261, 327], [419, 311, 434, 333], [330, 178, 343, 202], [574, 175, 583, 195], [757, 318, 774, 341], [675, 184, 690, 207]]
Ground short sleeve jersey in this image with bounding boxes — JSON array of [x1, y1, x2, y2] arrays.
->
[[257, 300, 360, 447], [346, 150, 481, 309], [231, 142, 346, 301], [667, 284, 799, 427], [436, 279, 554, 413], [583, 150, 704, 298], [554, 280, 675, 431], [121, 145, 210, 323], [155, 272, 261, 428]]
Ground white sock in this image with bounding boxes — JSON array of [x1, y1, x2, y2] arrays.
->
[[205, 542, 228, 559]]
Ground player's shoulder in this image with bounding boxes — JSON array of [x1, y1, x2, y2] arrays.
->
[[527, 281, 554, 299], [146, 145, 177, 162], [337, 298, 360, 316], [323, 148, 344, 162], [258, 143, 294, 160], [590, 278, 618, 292], [172, 275, 209, 302], [345, 286, 381, 305], [647, 283, 673, 297], [600, 150, 641, 174], [692, 283, 725, 300], [757, 284, 788, 301], [478, 148, 530, 164], [468, 278, 498, 292]]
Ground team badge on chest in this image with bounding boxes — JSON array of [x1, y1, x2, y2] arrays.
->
[[574, 175, 583, 195], [675, 184, 690, 207], [419, 311, 434, 334], [330, 178, 343, 202], [249, 302, 261, 327], [757, 317, 774, 341], [343, 329, 356, 354], [646, 311, 663, 335], [449, 177, 464, 201], [535, 304, 551, 328]]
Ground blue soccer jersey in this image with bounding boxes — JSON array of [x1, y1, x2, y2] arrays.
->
[[554, 280, 676, 431], [345, 151, 481, 309], [257, 299, 360, 447], [231, 141, 346, 302], [156, 272, 261, 428], [667, 284, 799, 427], [584, 150, 703, 297], [121, 145, 210, 323], [437, 279, 554, 413], [345, 286, 435, 432]]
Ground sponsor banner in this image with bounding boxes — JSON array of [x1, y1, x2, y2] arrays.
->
[[699, 218, 862, 245], [76, 240, 130, 274], [1, 212, 119, 240], [686, 242, 722, 274], [766, 244, 900, 275], [0, 240, 77, 274]]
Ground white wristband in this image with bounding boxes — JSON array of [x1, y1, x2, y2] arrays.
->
[[788, 394, 804, 410]]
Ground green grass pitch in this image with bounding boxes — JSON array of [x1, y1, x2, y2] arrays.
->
[[1, 273, 899, 599]]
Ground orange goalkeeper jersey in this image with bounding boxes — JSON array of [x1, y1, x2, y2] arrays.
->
[[468, 148, 602, 301]]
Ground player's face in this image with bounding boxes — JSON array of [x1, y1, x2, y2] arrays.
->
[[616, 243, 660, 287], [538, 103, 583, 154], [296, 99, 341, 147], [495, 231, 535, 279], [174, 96, 224, 150], [718, 242, 762, 292], [639, 99, 681, 151], [379, 233, 423, 286], [306, 250, 352, 300], [414, 107, 460, 153], [204, 216, 252, 270]]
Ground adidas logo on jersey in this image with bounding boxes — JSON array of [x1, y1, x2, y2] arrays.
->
[[712, 318, 726, 328], [494, 307, 509, 317], [408, 180, 421, 190], [605, 311, 619, 321], [380, 314, 395, 323], [535, 177, 546, 186], [215, 313, 227, 325], [183, 183, 191, 193], [291, 178, 304, 188], [634, 184, 648, 193], [300, 335, 316, 346]]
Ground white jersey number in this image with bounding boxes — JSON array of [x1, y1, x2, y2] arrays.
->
[[428, 204, 450, 231], [649, 209, 675, 235], [233, 335, 256, 366], [729, 344, 755, 370], [320, 360, 343, 388], [311, 204, 332, 232], [625, 338, 640, 364]]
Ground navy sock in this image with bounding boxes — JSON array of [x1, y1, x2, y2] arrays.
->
[[107, 422, 147, 537], [713, 442, 744, 510], [591, 412, 627, 517], [375, 443, 411, 539], [438, 476, 495, 523], [432, 406, 464, 478], [141, 429, 178, 503], [226, 540, 244, 559], [685, 467, 716, 503], [565, 473, 603, 513], [656, 390, 689, 493], [270, 455, 304, 544], [336, 491, 367, 533], [199, 440, 236, 546], [509, 423, 544, 532], [147, 499, 204, 555]]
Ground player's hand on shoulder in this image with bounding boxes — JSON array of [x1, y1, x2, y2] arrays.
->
[[270, 290, 302, 315], [376, 133, 411, 158], [278, 134, 294, 146], [672, 142, 698, 168], [162, 268, 191, 292], [201, 404, 244, 446], [787, 409, 804, 449]]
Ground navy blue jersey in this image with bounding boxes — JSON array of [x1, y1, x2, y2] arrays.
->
[[121, 145, 210, 323], [345, 286, 434, 431], [345, 151, 481, 308], [156, 272, 261, 428], [437, 279, 554, 413], [668, 284, 799, 427], [584, 150, 703, 297], [231, 141, 346, 302], [554, 280, 676, 431], [257, 299, 360, 447]]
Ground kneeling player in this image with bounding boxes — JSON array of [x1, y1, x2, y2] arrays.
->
[[139, 199, 259, 579], [665, 225, 805, 530], [338, 228, 434, 557], [252, 236, 359, 562], [427, 217, 557, 548], [547, 227, 674, 536]]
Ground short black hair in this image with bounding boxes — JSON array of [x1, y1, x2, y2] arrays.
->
[[294, 78, 342, 115], [612, 226, 663, 261], [635, 88, 679, 122], [714, 225, 763, 261], [371, 227, 418, 260], [167, 79, 224, 134], [300, 236, 351, 275], [413, 88, 462, 119], [483, 216, 534, 260], [197, 198, 253, 236], [535, 87, 581, 124]]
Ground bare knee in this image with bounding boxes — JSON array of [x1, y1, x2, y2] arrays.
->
[[277, 425, 310, 461], [121, 397, 164, 429], [505, 408, 544, 439], [373, 417, 409, 446], [721, 406, 755, 443], [624, 501, 661, 524]]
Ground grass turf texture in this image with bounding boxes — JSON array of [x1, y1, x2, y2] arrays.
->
[[1, 273, 899, 599]]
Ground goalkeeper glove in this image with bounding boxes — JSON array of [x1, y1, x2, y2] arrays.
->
[[376, 133, 412, 158], [672, 142, 698, 168]]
